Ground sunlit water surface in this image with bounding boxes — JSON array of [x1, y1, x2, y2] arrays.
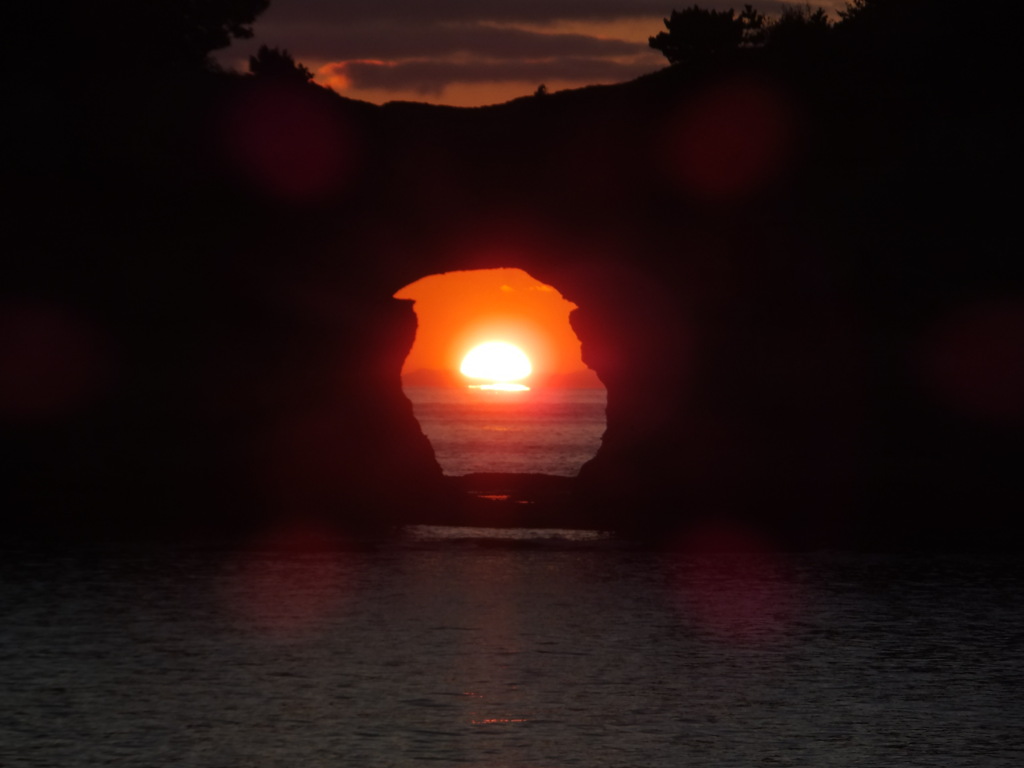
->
[[2, 534, 1022, 767], [404, 386, 607, 476]]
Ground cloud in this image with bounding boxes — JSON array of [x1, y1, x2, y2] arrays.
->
[[230, 1, 848, 102], [260, 0, 845, 27], [272, 22, 648, 62], [263, 1, 677, 26], [259, 0, 843, 29], [321, 55, 657, 95]]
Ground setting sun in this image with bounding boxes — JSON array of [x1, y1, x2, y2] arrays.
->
[[394, 268, 603, 389], [460, 341, 532, 390]]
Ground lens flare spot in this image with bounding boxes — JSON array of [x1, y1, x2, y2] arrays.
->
[[667, 523, 804, 643], [219, 521, 353, 638], [921, 298, 1024, 422], [221, 82, 355, 202], [663, 78, 796, 201], [0, 300, 111, 422]]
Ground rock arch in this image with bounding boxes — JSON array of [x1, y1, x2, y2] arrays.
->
[[283, 91, 876, 543], [4, 65, 1020, 550]]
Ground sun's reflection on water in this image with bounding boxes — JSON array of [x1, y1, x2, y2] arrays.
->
[[468, 382, 530, 391]]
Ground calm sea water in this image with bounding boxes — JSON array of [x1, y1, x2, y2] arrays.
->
[[404, 386, 607, 476], [2, 532, 1022, 767]]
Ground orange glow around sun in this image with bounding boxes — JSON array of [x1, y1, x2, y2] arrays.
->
[[394, 268, 601, 389]]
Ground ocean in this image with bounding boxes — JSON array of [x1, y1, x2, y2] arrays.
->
[[3, 389, 1022, 766], [404, 386, 608, 477], [2, 535, 1022, 767]]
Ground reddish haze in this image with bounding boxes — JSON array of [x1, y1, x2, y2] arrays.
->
[[395, 269, 600, 387]]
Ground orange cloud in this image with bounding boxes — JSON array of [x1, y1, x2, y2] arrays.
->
[[317, 59, 393, 92]]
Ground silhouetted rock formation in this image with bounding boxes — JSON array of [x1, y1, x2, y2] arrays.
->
[[2, 2, 1022, 548]]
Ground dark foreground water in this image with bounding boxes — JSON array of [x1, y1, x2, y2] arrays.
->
[[2, 528, 1022, 767]]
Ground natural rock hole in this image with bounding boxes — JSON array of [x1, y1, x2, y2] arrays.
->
[[394, 268, 606, 523]]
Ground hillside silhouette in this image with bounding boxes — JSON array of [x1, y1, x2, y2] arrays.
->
[[2, 1, 1021, 548]]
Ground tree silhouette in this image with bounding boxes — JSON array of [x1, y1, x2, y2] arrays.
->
[[249, 45, 315, 82], [837, 0, 890, 23], [764, 4, 831, 51], [649, 5, 765, 63], [5, 0, 270, 83]]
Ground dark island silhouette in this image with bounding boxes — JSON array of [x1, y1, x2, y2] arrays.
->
[[2, 1, 1021, 549]]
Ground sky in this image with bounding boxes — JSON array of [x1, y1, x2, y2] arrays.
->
[[220, 1, 844, 107], [394, 269, 596, 386]]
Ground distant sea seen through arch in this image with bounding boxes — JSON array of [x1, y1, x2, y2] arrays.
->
[[394, 268, 606, 477]]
